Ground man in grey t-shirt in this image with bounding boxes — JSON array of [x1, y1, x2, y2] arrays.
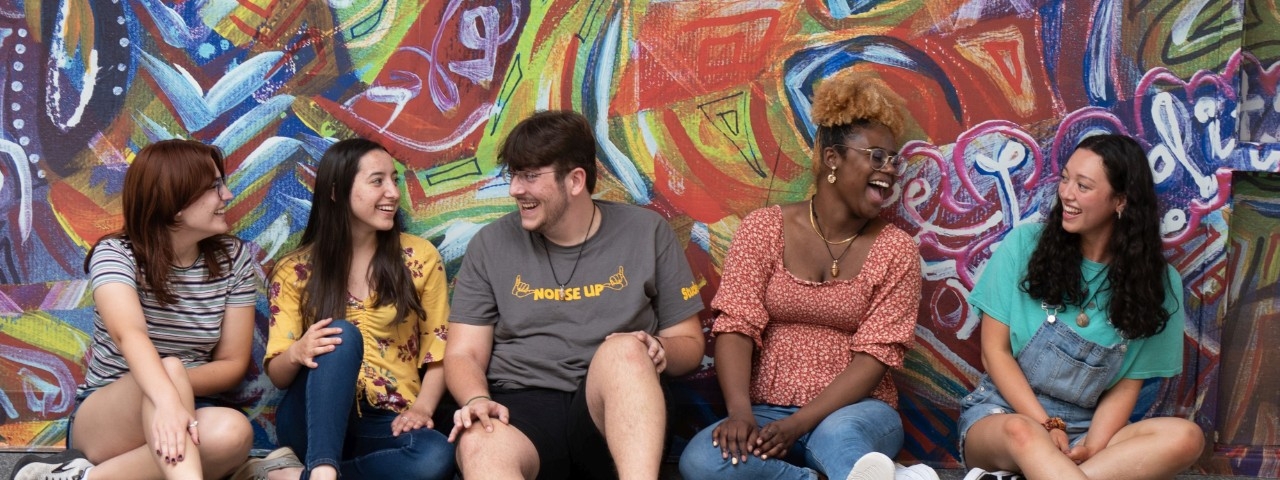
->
[[445, 110, 706, 479]]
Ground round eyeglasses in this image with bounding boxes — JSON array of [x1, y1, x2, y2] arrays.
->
[[831, 144, 904, 172], [501, 168, 558, 184]]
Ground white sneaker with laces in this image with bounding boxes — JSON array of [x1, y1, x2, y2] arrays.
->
[[962, 467, 1024, 480], [11, 457, 93, 480], [894, 462, 941, 480], [847, 451, 895, 480]]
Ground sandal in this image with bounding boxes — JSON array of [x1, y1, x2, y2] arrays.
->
[[229, 447, 304, 480]]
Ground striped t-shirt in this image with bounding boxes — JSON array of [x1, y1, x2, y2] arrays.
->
[[78, 236, 259, 397]]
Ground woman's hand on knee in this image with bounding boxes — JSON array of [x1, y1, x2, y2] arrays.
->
[[289, 318, 345, 368], [712, 413, 758, 464], [152, 402, 197, 465]]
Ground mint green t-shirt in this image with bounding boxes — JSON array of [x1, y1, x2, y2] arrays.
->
[[968, 224, 1185, 386]]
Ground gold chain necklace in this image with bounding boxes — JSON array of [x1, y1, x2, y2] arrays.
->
[[808, 198, 866, 278], [808, 200, 859, 244]]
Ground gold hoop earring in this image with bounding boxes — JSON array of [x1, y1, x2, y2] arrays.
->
[[827, 166, 837, 184]]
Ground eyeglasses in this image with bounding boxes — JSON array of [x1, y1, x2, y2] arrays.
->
[[210, 176, 228, 191], [501, 168, 559, 184], [831, 145, 904, 172]]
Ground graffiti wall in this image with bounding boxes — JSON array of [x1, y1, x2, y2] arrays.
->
[[0, 0, 1277, 475]]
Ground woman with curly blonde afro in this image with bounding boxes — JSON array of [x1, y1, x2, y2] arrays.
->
[[679, 71, 936, 480]]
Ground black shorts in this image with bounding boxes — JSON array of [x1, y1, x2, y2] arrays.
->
[[491, 381, 615, 480]]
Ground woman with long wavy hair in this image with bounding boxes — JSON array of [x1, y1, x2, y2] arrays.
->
[[958, 134, 1203, 480], [253, 138, 454, 480]]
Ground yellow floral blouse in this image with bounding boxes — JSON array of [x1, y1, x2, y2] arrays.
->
[[266, 234, 449, 412]]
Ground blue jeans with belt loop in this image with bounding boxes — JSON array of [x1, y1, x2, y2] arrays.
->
[[679, 399, 904, 480], [275, 319, 455, 480], [957, 317, 1129, 464]]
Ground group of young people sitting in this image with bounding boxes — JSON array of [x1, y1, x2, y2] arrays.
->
[[12, 71, 1203, 480]]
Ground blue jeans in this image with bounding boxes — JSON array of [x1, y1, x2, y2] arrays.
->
[[275, 319, 455, 480], [679, 400, 903, 480]]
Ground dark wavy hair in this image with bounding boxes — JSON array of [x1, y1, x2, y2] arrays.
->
[[84, 139, 232, 305], [1022, 134, 1176, 339], [284, 138, 425, 329], [498, 110, 598, 193]]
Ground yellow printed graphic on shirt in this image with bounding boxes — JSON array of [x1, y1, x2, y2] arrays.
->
[[511, 266, 628, 301], [681, 277, 705, 301]]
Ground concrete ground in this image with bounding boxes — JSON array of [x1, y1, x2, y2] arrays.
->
[[0, 452, 1259, 480]]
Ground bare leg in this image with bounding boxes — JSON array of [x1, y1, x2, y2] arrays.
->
[[1077, 418, 1203, 480], [454, 421, 540, 479], [73, 357, 250, 479], [585, 335, 665, 480], [963, 414, 1088, 480]]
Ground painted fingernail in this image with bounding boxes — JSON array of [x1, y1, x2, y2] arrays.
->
[[731, 457, 738, 465], [178, 455, 184, 461], [712, 440, 718, 447]]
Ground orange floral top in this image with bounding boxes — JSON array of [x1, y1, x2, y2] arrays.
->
[[266, 234, 449, 412], [711, 206, 921, 408]]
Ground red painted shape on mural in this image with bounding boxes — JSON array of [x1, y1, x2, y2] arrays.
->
[[980, 39, 1026, 96], [48, 182, 121, 247], [613, 3, 787, 116], [318, 1, 525, 168], [938, 17, 1062, 123], [654, 86, 808, 223]]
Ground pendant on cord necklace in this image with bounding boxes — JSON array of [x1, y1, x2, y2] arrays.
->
[[831, 261, 840, 278], [558, 286, 566, 301], [1076, 312, 1090, 328]]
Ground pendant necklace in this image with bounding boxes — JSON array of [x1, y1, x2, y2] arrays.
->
[[1076, 288, 1101, 327], [541, 202, 596, 300], [1075, 267, 1108, 327], [809, 197, 866, 278]]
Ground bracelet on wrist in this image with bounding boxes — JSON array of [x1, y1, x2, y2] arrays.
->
[[463, 395, 490, 407], [1042, 416, 1066, 431]]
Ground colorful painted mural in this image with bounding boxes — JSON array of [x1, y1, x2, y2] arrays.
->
[[0, 0, 1277, 475]]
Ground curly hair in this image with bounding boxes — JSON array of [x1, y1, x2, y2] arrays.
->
[[1022, 134, 1177, 339], [809, 71, 908, 174]]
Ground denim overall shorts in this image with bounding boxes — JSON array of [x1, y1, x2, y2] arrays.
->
[[956, 313, 1128, 462]]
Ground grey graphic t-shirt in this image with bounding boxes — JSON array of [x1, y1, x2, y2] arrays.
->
[[450, 201, 705, 392]]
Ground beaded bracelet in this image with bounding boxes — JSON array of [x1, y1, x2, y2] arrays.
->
[[1042, 416, 1066, 431]]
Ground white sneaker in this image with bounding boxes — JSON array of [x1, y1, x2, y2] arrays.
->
[[847, 452, 895, 480], [11, 456, 93, 480], [962, 467, 1024, 480], [894, 462, 941, 480]]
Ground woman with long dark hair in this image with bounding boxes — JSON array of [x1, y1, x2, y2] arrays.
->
[[258, 139, 454, 480], [12, 140, 256, 480], [958, 135, 1203, 480]]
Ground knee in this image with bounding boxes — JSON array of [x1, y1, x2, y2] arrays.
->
[[330, 319, 363, 344], [454, 427, 487, 467], [592, 334, 654, 372], [195, 408, 253, 457], [999, 415, 1044, 452], [320, 319, 364, 364], [1165, 419, 1205, 460]]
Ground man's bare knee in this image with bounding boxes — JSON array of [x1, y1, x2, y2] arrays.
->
[[592, 335, 652, 369]]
